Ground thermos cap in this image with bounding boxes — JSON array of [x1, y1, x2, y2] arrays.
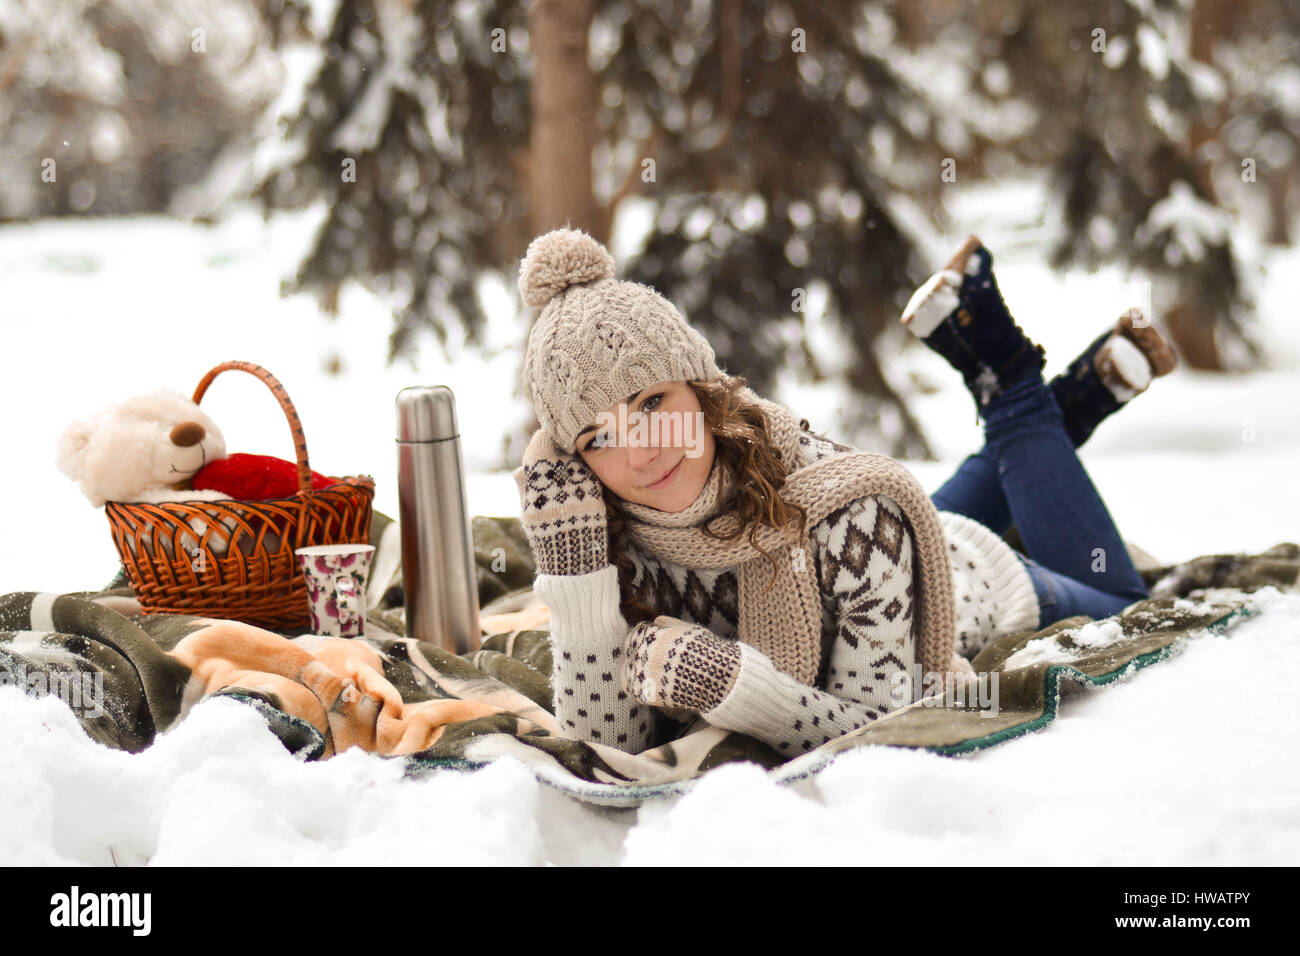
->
[[396, 385, 459, 442]]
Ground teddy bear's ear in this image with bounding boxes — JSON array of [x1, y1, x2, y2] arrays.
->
[[56, 417, 111, 507], [55, 418, 93, 482]]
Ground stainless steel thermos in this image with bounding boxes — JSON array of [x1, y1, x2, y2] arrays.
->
[[395, 386, 481, 654]]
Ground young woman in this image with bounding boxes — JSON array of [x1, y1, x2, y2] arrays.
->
[[513, 228, 1175, 757]]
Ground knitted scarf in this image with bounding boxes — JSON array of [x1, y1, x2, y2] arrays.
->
[[620, 386, 964, 688]]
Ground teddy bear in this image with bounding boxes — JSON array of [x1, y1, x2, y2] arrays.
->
[[57, 388, 234, 508], [57, 388, 338, 563]]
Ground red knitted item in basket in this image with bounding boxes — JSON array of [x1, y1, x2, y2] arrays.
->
[[105, 361, 373, 630], [193, 452, 338, 501]]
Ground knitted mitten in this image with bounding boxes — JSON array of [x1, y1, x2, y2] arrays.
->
[[704, 642, 885, 755], [513, 428, 608, 576], [536, 566, 662, 752], [622, 615, 902, 756], [622, 615, 743, 712], [1049, 308, 1178, 447], [901, 235, 1046, 414]]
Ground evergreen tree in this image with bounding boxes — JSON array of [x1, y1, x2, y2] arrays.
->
[[0, 0, 286, 219], [256, 0, 1291, 458], [1205, 0, 1300, 247], [257, 0, 1022, 459], [257, 0, 533, 359], [963, 0, 1265, 369]]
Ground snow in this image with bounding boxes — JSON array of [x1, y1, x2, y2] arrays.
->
[[1002, 618, 1128, 670], [1, 176, 1298, 864], [326, 0, 424, 155], [1136, 180, 1234, 264], [1136, 23, 1170, 81], [2, 587, 1296, 865], [1102, 34, 1131, 70]]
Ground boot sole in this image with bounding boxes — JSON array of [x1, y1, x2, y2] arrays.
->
[[900, 234, 984, 336], [944, 234, 984, 275], [900, 271, 961, 337], [1116, 308, 1178, 377], [1096, 336, 1152, 401]]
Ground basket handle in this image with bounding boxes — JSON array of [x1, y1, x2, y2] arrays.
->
[[191, 361, 314, 497]]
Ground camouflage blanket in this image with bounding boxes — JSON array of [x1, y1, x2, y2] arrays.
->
[[1, 510, 1296, 807]]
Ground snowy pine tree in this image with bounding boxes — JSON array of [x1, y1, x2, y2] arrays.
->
[[1205, 0, 1300, 247], [0, 0, 286, 219], [256, 0, 1027, 459], [255, 0, 1292, 450], [959, 0, 1264, 370], [256, 0, 532, 361]]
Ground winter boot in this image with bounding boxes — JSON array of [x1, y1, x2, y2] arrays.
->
[[1050, 307, 1178, 447], [901, 235, 1047, 418]]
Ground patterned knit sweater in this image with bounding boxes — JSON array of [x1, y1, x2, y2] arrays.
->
[[533, 426, 1039, 756]]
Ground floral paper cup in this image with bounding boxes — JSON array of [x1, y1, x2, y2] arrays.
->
[[295, 544, 376, 638]]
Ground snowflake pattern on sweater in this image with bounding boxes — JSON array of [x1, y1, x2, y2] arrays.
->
[[535, 427, 1039, 756]]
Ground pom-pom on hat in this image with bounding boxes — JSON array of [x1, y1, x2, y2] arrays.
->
[[518, 227, 725, 455]]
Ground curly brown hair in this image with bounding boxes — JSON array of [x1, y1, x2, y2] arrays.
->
[[604, 375, 811, 627]]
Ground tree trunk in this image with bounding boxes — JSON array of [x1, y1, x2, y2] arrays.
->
[[528, 0, 600, 238], [1267, 167, 1292, 246], [1160, 0, 1236, 371], [1187, 0, 1233, 203], [1165, 300, 1222, 371]]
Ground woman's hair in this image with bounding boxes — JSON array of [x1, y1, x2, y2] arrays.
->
[[605, 374, 810, 626]]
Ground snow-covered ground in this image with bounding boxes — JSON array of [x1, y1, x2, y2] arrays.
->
[[2, 585, 1296, 866], [0, 183, 1297, 865]]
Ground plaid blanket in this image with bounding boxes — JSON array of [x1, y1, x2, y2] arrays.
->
[[1, 510, 1296, 807]]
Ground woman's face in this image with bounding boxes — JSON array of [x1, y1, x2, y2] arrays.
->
[[574, 380, 715, 513]]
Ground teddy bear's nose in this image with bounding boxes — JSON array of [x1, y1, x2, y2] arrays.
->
[[170, 422, 206, 447]]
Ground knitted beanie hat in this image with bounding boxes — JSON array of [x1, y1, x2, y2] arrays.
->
[[518, 227, 725, 455]]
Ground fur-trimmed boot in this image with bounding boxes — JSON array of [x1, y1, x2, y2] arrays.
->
[[1050, 307, 1178, 447], [901, 235, 1047, 417]]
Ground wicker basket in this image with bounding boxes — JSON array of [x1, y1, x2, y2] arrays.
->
[[104, 361, 375, 630]]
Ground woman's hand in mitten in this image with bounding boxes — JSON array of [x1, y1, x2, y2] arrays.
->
[[621, 615, 743, 713], [512, 428, 610, 576]]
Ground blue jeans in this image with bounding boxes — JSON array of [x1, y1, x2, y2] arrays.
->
[[929, 370, 1150, 629]]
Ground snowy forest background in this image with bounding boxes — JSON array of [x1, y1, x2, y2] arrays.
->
[[4, 0, 1297, 463]]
